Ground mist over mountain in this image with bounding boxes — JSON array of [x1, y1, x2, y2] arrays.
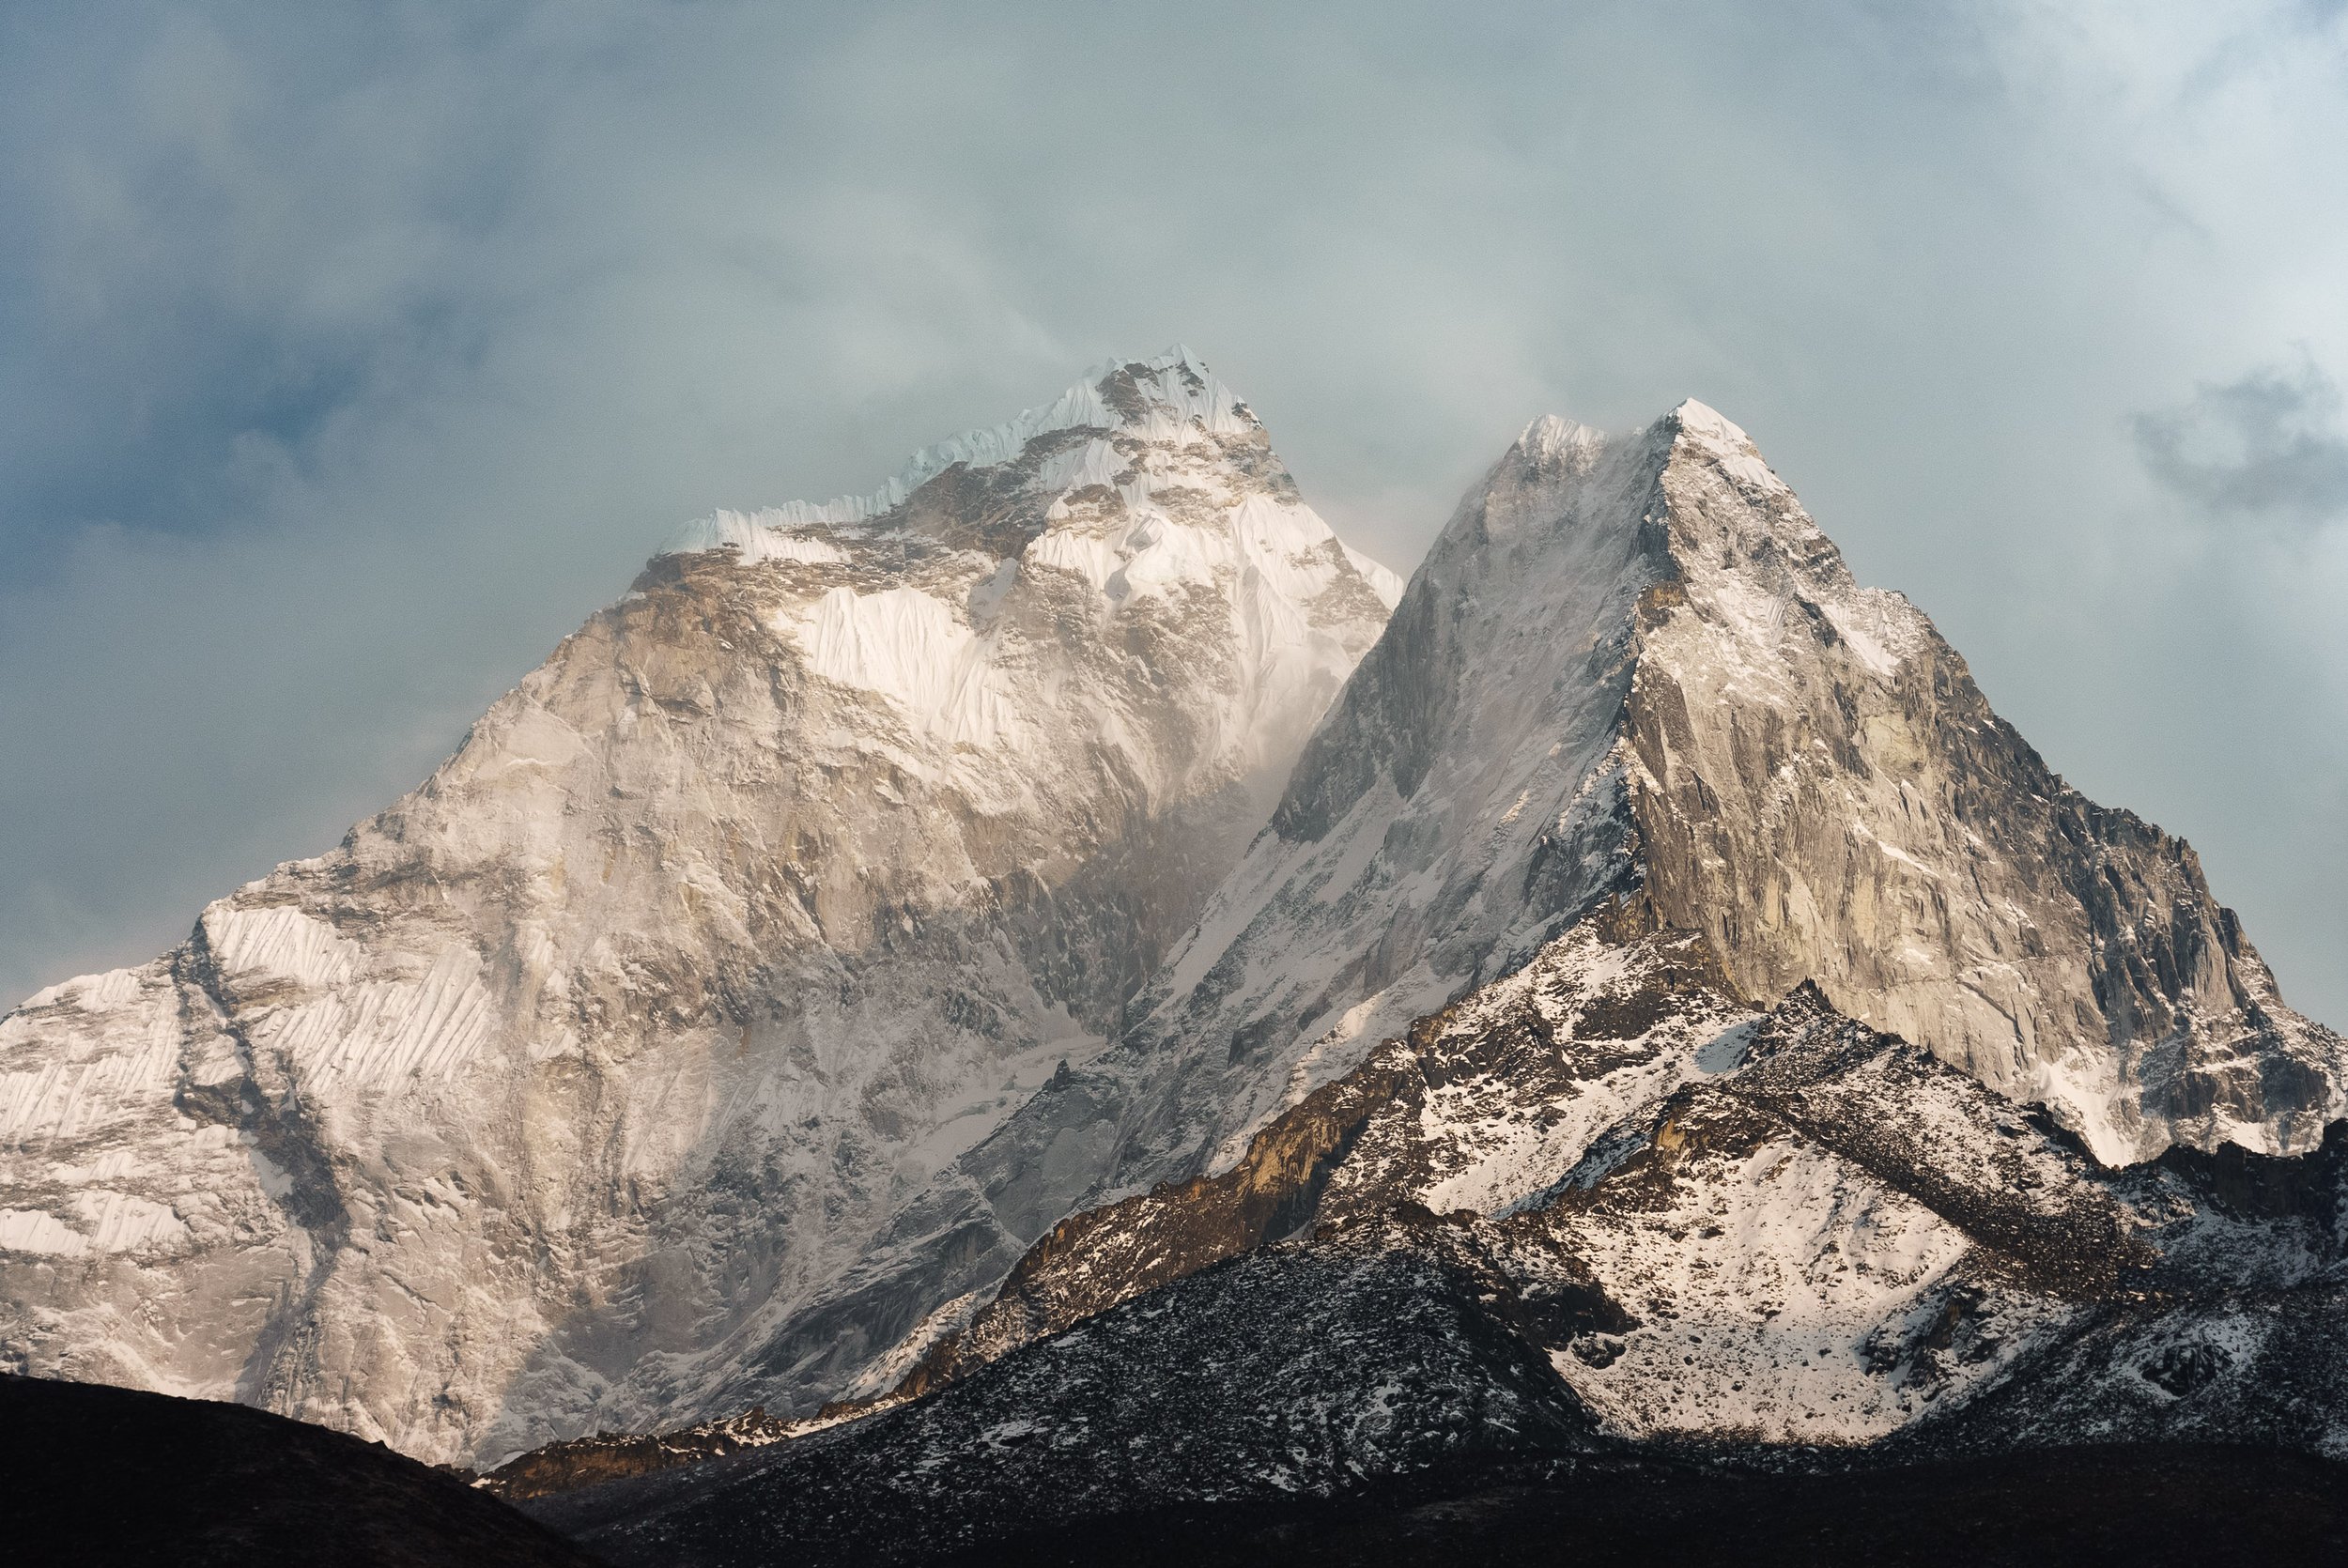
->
[[5, 357, 2345, 1564]]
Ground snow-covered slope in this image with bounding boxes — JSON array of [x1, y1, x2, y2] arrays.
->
[[569, 915, 2348, 1565], [514, 915, 2348, 1563], [0, 350, 1398, 1465]]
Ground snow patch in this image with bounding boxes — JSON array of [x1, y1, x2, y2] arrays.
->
[[661, 511, 857, 563], [782, 586, 1020, 748], [0, 1207, 87, 1256], [206, 905, 357, 992]]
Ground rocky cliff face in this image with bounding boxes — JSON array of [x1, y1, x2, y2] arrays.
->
[[1620, 405, 2335, 1164], [1074, 399, 2341, 1197], [0, 350, 1399, 1465]]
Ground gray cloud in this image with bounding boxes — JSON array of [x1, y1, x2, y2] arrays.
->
[[2, 1, 2345, 1029], [2134, 358, 2348, 524]]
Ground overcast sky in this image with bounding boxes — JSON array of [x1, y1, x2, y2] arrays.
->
[[3, 1, 2343, 1027]]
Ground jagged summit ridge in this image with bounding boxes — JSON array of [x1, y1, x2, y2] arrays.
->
[[661, 346, 1290, 547], [651, 350, 1402, 797]]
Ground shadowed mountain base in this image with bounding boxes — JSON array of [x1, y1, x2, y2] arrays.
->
[[951, 1445, 2348, 1568]]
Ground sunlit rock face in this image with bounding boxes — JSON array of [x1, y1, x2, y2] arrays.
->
[[1075, 398, 2342, 1199], [1619, 403, 2339, 1165], [0, 350, 1400, 1466]]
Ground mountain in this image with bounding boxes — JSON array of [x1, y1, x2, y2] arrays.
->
[[1100, 398, 2342, 1182], [9, 362, 2344, 1560], [536, 942, 2348, 1562], [0, 349, 1400, 1465], [544, 970, 2348, 1563], [498, 399, 2348, 1564]]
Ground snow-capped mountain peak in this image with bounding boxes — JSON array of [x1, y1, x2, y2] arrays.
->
[[0, 351, 1399, 1465], [583, 402, 2348, 1560]]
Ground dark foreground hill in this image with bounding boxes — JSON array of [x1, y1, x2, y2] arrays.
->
[[528, 1432, 2348, 1568], [920, 1445, 2348, 1568], [0, 1375, 603, 1567]]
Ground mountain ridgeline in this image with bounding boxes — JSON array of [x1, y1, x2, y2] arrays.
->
[[0, 350, 1399, 1465], [6, 355, 2346, 1564]]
